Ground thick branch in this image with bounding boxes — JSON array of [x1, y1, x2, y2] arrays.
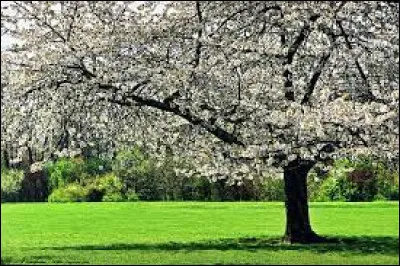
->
[[285, 15, 320, 65], [336, 20, 376, 101], [332, 25, 389, 104], [192, 1, 203, 68], [98, 84, 244, 146], [283, 14, 320, 101], [301, 32, 338, 105]]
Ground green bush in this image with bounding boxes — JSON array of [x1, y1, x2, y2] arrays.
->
[[313, 176, 345, 202], [48, 183, 89, 203], [375, 170, 399, 200], [261, 177, 285, 201], [44, 156, 112, 190], [312, 157, 398, 202], [102, 192, 125, 202], [125, 190, 140, 202], [8, 148, 398, 203], [83, 157, 112, 177], [372, 159, 399, 200], [307, 166, 330, 201], [113, 147, 164, 201], [44, 157, 85, 191], [89, 173, 123, 193], [47, 173, 136, 203], [86, 173, 124, 201], [102, 189, 139, 202], [1, 168, 25, 202]]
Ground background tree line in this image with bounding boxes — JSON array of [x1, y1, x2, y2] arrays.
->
[[2, 146, 398, 203]]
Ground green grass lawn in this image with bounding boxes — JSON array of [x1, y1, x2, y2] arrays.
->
[[1, 202, 399, 265]]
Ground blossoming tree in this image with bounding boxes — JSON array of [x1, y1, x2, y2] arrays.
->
[[1, 1, 398, 243]]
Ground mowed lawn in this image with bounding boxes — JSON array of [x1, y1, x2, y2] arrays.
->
[[1, 202, 399, 265]]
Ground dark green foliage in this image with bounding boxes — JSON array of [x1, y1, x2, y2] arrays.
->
[[44, 156, 111, 191], [374, 162, 399, 201], [311, 157, 399, 202], [4, 149, 397, 203], [111, 147, 286, 201], [125, 190, 140, 202], [44, 157, 85, 191], [1, 168, 24, 202], [261, 177, 285, 201], [19, 170, 49, 202], [112, 146, 162, 200], [82, 157, 112, 177]]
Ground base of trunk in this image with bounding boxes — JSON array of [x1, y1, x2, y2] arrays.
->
[[283, 231, 333, 244]]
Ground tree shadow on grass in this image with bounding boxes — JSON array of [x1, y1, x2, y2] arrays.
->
[[43, 236, 399, 255], [1, 255, 87, 265]]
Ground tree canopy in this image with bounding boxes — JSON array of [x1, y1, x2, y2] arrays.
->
[[1, 1, 399, 179]]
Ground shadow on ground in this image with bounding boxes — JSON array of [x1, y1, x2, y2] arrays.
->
[[1, 255, 86, 265], [42, 236, 399, 255]]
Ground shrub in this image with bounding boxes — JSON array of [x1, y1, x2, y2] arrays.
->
[[86, 173, 124, 201], [101, 188, 139, 202], [261, 176, 285, 201], [89, 173, 123, 193], [83, 157, 112, 177], [102, 192, 125, 202], [86, 173, 141, 202], [313, 177, 334, 202], [44, 157, 85, 191], [312, 157, 398, 202], [113, 147, 163, 200], [313, 158, 373, 202], [375, 169, 399, 200], [1, 168, 25, 202], [125, 190, 140, 202], [307, 165, 331, 201], [44, 156, 113, 192], [346, 169, 377, 201], [47, 173, 135, 203], [48, 183, 89, 203]]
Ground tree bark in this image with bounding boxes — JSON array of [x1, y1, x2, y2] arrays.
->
[[283, 159, 325, 243], [1, 150, 10, 168]]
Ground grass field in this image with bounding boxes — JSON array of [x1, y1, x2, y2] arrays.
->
[[1, 202, 399, 265]]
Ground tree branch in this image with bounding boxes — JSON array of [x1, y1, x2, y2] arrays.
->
[[322, 121, 368, 147], [301, 32, 338, 105], [192, 1, 203, 68], [283, 14, 320, 101], [336, 22, 365, 82], [98, 84, 245, 146]]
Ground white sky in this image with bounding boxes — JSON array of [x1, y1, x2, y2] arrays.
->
[[1, 1, 15, 50], [1, 34, 14, 51]]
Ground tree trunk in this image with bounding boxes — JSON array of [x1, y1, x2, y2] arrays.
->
[[283, 159, 325, 243], [2, 149, 10, 168]]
